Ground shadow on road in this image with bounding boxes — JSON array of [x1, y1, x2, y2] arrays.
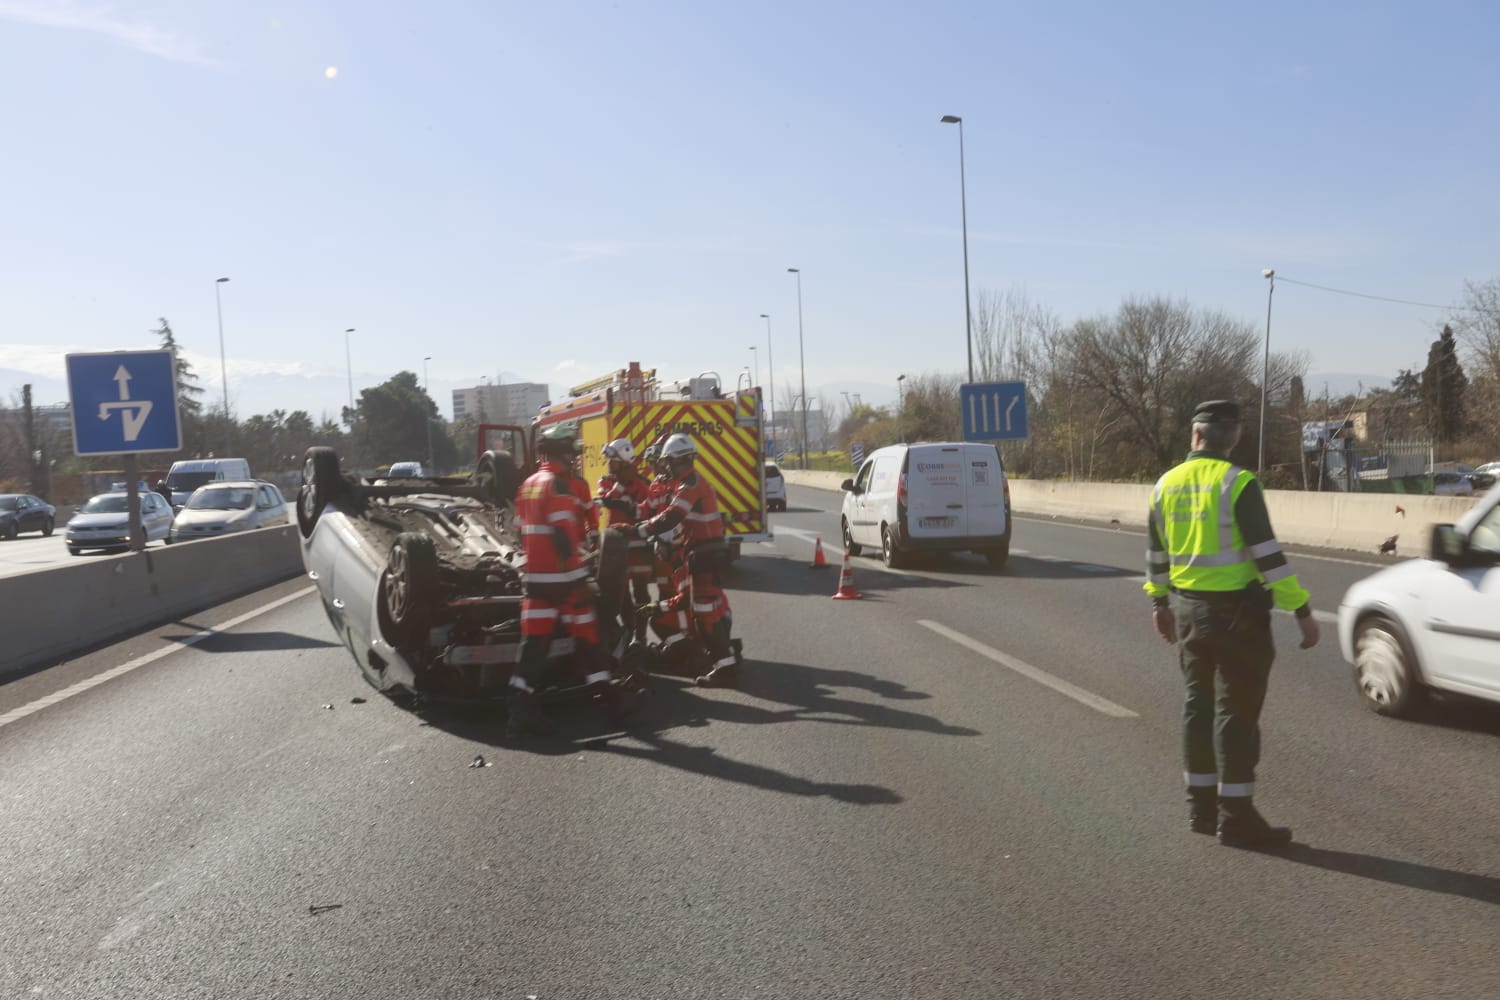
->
[[163, 629, 343, 653], [726, 553, 973, 596], [1406, 693, 1500, 739], [1279, 843, 1500, 905]]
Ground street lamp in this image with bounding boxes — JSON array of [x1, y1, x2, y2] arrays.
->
[[759, 313, 775, 452], [423, 356, 434, 473], [897, 373, 907, 443], [749, 345, 758, 388], [787, 269, 808, 470], [940, 115, 974, 383], [1259, 268, 1275, 474], [344, 328, 356, 424], [214, 277, 231, 456]]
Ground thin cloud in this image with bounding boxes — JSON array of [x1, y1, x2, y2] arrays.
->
[[0, 0, 215, 66]]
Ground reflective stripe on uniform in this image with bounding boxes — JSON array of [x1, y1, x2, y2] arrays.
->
[[1185, 772, 1218, 788], [527, 568, 589, 583], [582, 671, 611, 685], [686, 511, 719, 522], [521, 524, 553, 535], [1219, 781, 1254, 797], [509, 675, 533, 693], [522, 608, 558, 621], [712, 655, 737, 669], [561, 610, 597, 626]]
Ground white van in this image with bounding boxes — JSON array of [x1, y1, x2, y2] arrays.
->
[[840, 442, 1011, 569], [160, 458, 253, 509]]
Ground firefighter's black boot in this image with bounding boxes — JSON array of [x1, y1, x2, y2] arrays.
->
[[1217, 797, 1292, 850], [504, 689, 556, 739], [695, 620, 740, 689], [1187, 787, 1217, 836]]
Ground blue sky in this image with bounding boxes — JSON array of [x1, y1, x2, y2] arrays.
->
[[2, 0, 1496, 422]]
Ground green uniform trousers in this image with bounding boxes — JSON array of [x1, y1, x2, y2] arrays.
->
[[1172, 590, 1275, 790]]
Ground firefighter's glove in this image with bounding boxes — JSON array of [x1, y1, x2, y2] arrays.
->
[[636, 601, 663, 622], [636, 523, 652, 540]]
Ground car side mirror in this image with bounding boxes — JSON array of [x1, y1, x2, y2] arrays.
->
[[1429, 523, 1463, 563], [841, 479, 858, 493]]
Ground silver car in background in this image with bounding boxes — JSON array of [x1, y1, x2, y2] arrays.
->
[[65, 490, 174, 553], [169, 481, 290, 543]]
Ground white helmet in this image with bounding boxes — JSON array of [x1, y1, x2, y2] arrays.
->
[[661, 433, 697, 460], [602, 438, 635, 463]]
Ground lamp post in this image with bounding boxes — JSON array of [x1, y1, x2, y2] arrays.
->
[[940, 115, 974, 383], [897, 373, 906, 443], [1259, 269, 1275, 474], [759, 313, 775, 452], [749, 345, 758, 389], [787, 269, 808, 470], [344, 328, 356, 424], [214, 277, 231, 455], [423, 356, 434, 473]]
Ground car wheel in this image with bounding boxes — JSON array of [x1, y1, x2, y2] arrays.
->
[[1, 522, 16, 540], [594, 526, 630, 625], [381, 532, 439, 647], [474, 450, 520, 508], [67, 546, 80, 555], [41, 517, 54, 537], [842, 517, 862, 557], [297, 446, 344, 538], [1353, 616, 1424, 718], [984, 542, 1010, 570], [881, 525, 906, 569]]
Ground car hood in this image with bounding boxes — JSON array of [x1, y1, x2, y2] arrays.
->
[[67, 512, 133, 528], [1342, 558, 1445, 607], [174, 508, 250, 527]]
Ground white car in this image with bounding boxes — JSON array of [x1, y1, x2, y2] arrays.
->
[[169, 481, 290, 542], [1338, 482, 1500, 716], [386, 461, 425, 478], [764, 461, 786, 512], [65, 490, 174, 554]]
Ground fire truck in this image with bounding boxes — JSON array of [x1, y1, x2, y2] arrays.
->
[[530, 361, 770, 560]]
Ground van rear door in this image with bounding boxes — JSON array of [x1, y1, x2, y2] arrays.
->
[[903, 445, 967, 541], [963, 444, 1008, 538]]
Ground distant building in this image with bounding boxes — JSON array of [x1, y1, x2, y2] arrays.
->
[[451, 381, 549, 428]]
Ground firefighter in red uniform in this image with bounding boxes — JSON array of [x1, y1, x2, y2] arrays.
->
[[638, 442, 692, 662], [635, 433, 742, 688], [506, 422, 635, 739], [597, 438, 654, 641]]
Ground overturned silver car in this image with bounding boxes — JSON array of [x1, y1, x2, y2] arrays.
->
[[295, 445, 632, 704]]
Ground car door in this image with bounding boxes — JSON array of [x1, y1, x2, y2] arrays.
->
[[16, 495, 37, 532], [845, 459, 877, 546], [142, 493, 169, 540], [1424, 502, 1500, 697]]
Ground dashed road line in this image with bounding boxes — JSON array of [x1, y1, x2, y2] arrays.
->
[[918, 619, 1139, 718]]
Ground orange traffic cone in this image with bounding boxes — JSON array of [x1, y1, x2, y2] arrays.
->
[[810, 535, 829, 569], [832, 547, 864, 600]]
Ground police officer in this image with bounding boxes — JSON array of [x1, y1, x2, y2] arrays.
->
[[506, 422, 636, 739], [1144, 400, 1320, 849]]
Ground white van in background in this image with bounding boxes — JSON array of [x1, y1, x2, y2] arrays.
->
[[840, 442, 1011, 569], [160, 458, 253, 509]]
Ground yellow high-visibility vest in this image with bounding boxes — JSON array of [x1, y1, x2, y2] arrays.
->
[[1151, 457, 1258, 592]]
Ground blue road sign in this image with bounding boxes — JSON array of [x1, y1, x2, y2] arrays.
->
[[961, 381, 1028, 441], [66, 350, 183, 456], [850, 442, 865, 468]]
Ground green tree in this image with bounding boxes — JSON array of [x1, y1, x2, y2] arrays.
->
[[1420, 325, 1468, 443], [153, 317, 207, 454], [353, 371, 458, 472]]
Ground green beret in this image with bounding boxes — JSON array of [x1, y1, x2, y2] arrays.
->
[[1192, 400, 1241, 424]]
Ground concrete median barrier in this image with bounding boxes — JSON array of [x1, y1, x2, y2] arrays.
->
[[784, 470, 1478, 556], [1, 526, 305, 679]]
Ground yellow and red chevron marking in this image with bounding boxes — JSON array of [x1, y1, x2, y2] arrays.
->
[[613, 400, 764, 535]]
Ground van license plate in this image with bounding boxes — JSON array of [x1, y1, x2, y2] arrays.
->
[[919, 516, 954, 529]]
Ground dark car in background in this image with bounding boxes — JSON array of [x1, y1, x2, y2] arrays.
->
[[0, 493, 56, 539]]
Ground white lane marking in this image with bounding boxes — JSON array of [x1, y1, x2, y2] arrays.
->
[[918, 619, 1139, 718], [771, 525, 918, 578], [1014, 516, 1383, 568], [0, 586, 316, 731]]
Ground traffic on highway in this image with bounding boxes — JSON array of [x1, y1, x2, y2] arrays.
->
[[3, 479, 1497, 999]]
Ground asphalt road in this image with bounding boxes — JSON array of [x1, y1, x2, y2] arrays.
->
[[3, 483, 1498, 999]]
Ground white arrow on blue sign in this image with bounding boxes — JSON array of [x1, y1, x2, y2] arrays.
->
[[850, 442, 865, 468], [960, 381, 1028, 441], [66, 350, 183, 455]]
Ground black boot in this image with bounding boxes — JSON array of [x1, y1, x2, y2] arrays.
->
[[1187, 787, 1218, 836], [599, 680, 645, 724], [504, 689, 556, 739], [696, 622, 740, 688], [1217, 797, 1293, 849]]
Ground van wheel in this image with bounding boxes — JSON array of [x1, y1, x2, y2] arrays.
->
[[297, 447, 344, 538], [842, 517, 861, 557], [984, 543, 1009, 570], [881, 525, 906, 569], [381, 533, 439, 647], [474, 450, 519, 507]]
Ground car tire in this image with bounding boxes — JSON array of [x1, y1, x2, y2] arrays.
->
[[881, 525, 906, 569], [67, 545, 80, 555], [1353, 615, 1424, 718], [297, 446, 344, 538], [2, 521, 16, 540], [842, 517, 862, 557], [594, 526, 630, 626], [381, 532, 439, 647], [41, 517, 54, 537], [474, 450, 520, 508], [984, 542, 1010, 570]]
